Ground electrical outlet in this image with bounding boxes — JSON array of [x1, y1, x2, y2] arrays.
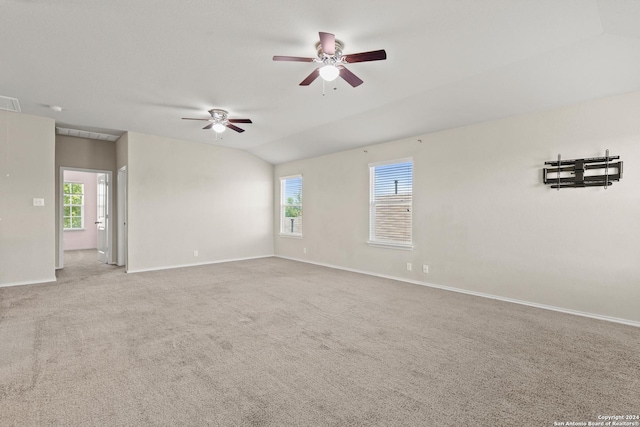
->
[[303, 248, 307, 254], [423, 264, 429, 274], [194, 250, 198, 257], [406, 262, 412, 271]]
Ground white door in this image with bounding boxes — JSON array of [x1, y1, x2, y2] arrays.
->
[[97, 173, 109, 263]]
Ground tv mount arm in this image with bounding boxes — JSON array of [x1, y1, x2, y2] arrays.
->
[[543, 150, 622, 190]]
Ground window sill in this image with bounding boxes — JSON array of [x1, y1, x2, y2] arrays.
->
[[367, 241, 414, 251], [279, 233, 303, 239], [64, 228, 86, 232]]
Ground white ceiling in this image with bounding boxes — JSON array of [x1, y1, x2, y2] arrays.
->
[[2, 0, 639, 164]]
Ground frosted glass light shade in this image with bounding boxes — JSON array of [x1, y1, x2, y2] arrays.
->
[[212, 123, 226, 133], [319, 65, 340, 81]]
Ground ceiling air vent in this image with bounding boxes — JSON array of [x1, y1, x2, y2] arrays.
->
[[56, 127, 120, 142], [0, 95, 21, 112]]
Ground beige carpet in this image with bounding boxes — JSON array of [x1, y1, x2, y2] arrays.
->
[[0, 250, 638, 426]]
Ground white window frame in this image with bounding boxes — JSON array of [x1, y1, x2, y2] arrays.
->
[[63, 181, 85, 230], [368, 158, 413, 250], [279, 174, 303, 238]]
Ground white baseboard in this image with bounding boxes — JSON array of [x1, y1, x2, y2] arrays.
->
[[0, 277, 57, 289], [126, 254, 275, 274], [276, 255, 640, 328]]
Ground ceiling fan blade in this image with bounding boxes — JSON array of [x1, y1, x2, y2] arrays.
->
[[319, 32, 335, 55], [344, 49, 387, 63], [228, 119, 252, 123], [182, 118, 212, 121], [273, 55, 315, 62], [300, 68, 320, 86], [226, 123, 245, 133], [203, 123, 213, 130], [338, 66, 364, 87]]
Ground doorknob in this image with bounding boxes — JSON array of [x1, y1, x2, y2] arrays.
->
[[95, 221, 102, 224]]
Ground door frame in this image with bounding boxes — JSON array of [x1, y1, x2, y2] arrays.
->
[[117, 166, 127, 270], [58, 167, 113, 269]]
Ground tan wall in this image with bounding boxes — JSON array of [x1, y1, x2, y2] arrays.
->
[[274, 91, 640, 323], [55, 135, 117, 267], [0, 112, 56, 286], [126, 132, 274, 272]]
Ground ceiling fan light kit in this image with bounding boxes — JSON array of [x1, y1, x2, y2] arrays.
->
[[212, 123, 226, 133], [319, 64, 340, 81]]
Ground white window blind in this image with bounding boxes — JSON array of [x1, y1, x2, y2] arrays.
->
[[63, 182, 84, 229], [280, 175, 302, 236], [369, 160, 413, 246]]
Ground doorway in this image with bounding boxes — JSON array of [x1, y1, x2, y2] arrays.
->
[[58, 167, 113, 269]]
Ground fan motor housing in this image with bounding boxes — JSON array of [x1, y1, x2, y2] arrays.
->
[[208, 109, 229, 122], [315, 39, 344, 59]]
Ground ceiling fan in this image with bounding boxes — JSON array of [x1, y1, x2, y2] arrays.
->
[[273, 31, 387, 88], [182, 109, 252, 133]]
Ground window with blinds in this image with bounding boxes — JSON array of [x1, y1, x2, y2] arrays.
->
[[280, 175, 303, 236], [369, 160, 413, 247]]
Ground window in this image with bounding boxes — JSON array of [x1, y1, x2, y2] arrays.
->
[[280, 175, 302, 236], [369, 159, 413, 248], [64, 182, 84, 230]]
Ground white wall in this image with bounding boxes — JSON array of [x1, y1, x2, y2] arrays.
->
[[126, 132, 273, 272], [274, 91, 640, 324], [0, 111, 56, 286], [62, 170, 98, 250]]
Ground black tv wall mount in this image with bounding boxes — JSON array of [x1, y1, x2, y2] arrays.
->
[[543, 150, 623, 190]]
